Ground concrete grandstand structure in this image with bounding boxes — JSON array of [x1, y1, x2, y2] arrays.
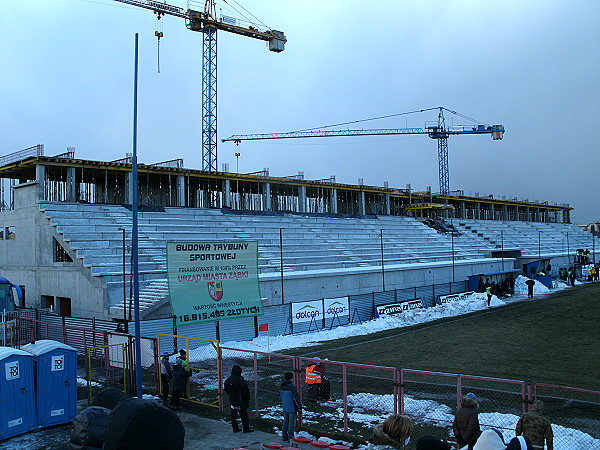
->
[[0, 145, 597, 325]]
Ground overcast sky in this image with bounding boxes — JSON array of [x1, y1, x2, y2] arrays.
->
[[1, 0, 598, 224]]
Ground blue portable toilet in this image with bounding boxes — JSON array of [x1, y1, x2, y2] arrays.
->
[[21, 340, 77, 428], [0, 347, 36, 440]]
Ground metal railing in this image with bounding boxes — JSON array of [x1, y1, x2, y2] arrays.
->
[[217, 347, 600, 448]]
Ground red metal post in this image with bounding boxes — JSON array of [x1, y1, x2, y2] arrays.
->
[[456, 374, 462, 409], [342, 363, 348, 436]]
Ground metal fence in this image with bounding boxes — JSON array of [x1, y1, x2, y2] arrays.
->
[[3, 315, 598, 448], [7, 315, 160, 400], [217, 348, 600, 448]]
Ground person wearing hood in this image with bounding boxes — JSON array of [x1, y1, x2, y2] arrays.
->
[[369, 414, 413, 449], [169, 357, 192, 410], [515, 400, 553, 450], [224, 364, 253, 433], [279, 372, 302, 443], [473, 429, 533, 450], [453, 393, 481, 449]]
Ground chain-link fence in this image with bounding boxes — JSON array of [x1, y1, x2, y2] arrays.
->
[[3, 316, 599, 447], [87, 342, 129, 401], [158, 333, 221, 408], [533, 384, 600, 449], [215, 348, 600, 447], [6, 315, 159, 402]]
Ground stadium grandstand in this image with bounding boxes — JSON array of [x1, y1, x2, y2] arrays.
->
[[0, 145, 597, 335]]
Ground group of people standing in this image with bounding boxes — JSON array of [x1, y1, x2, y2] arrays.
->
[[222, 357, 325, 441], [368, 393, 553, 449], [159, 349, 192, 410], [451, 393, 553, 450]]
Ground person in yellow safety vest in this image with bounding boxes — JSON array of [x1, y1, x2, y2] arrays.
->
[[305, 357, 329, 402], [179, 349, 189, 398]]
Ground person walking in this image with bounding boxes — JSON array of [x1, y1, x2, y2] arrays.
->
[[525, 279, 535, 299], [453, 392, 481, 450], [279, 372, 302, 443], [369, 414, 413, 449], [515, 400, 554, 450], [485, 285, 493, 307], [169, 357, 191, 410], [224, 364, 253, 433]]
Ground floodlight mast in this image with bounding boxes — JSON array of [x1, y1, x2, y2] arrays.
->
[[115, 0, 286, 171], [222, 107, 505, 194]]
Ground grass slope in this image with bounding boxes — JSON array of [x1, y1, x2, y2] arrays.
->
[[289, 283, 600, 390]]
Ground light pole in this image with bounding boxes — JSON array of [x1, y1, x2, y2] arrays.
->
[[380, 229, 385, 290], [500, 230, 504, 272], [538, 230, 541, 260], [118, 227, 127, 330], [235, 152, 240, 173], [450, 211, 455, 282]]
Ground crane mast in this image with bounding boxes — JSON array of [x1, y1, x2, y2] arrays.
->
[[222, 107, 505, 195], [115, 0, 286, 172]]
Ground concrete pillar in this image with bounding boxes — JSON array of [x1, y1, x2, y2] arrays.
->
[[358, 191, 366, 215], [35, 164, 45, 201], [384, 193, 391, 215], [475, 202, 481, 220], [222, 179, 231, 208], [330, 188, 338, 214], [176, 175, 186, 207], [459, 201, 466, 219], [298, 185, 306, 213], [262, 182, 271, 211], [490, 203, 495, 221], [502, 204, 508, 221], [66, 167, 76, 203]]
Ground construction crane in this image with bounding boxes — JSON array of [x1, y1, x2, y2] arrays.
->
[[115, 0, 286, 171], [222, 107, 504, 195]]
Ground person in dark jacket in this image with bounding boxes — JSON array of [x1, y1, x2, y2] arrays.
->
[[453, 393, 481, 449], [224, 364, 253, 433], [169, 358, 191, 410], [279, 372, 302, 443], [525, 279, 535, 298], [515, 400, 553, 450], [416, 436, 452, 449]]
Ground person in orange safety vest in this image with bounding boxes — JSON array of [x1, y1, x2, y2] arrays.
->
[[305, 357, 330, 401]]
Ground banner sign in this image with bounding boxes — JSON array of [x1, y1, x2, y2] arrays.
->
[[376, 298, 423, 317], [167, 241, 263, 326], [437, 291, 474, 305], [324, 297, 349, 319], [291, 300, 323, 324]]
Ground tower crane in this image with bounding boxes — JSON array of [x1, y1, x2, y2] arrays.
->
[[115, 0, 286, 171], [222, 107, 504, 195]]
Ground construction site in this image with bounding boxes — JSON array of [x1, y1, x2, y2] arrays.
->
[[0, 0, 598, 449]]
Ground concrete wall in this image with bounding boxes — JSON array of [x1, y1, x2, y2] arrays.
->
[[258, 258, 507, 306], [0, 183, 109, 318]]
